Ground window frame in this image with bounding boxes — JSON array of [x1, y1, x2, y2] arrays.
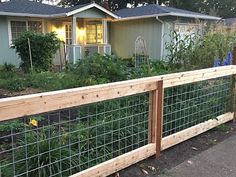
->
[[8, 18, 44, 46], [86, 21, 103, 44], [64, 22, 72, 45]]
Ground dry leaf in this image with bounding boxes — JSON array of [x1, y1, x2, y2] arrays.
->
[[147, 165, 156, 172], [191, 147, 198, 151], [114, 172, 120, 177], [187, 160, 193, 165], [141, 168, 149, 175]]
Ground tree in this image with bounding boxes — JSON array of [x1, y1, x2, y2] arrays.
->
[[59, 0, 157, 11], [159, 0, 236, 18]]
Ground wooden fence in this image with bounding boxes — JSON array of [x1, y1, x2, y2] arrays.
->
[[0, 65, 236, 177]]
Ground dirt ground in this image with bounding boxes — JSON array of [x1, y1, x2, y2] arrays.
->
[[111, 121, 236, 177]]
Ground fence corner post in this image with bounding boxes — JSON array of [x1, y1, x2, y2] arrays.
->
[[149, 80, 164, 158], [233, 47, 236, 121]]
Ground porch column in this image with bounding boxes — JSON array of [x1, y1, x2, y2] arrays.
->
[[72, 16, 77, 45], [72, 16, 77, 63], [103, 19, 108, 44]]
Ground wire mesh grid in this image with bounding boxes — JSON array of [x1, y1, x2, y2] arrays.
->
[[163, 76, 234, 137], [0, 93, 149, 177]]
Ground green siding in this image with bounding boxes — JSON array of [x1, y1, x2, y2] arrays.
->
[[74, 8, 106, 18], [111, 18, 163, 60], [0, 16, 20, 66]]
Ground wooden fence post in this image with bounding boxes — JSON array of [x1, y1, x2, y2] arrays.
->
[[149, 80, 164, 158], [232, 46, 236, 121], [156, 80, 164, 158]]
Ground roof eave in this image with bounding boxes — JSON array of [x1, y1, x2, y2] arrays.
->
[[114, 12, 221, 21], [160, 12, 221, 20], [112, 14, 168, 21], [0, 11, 67, 18]]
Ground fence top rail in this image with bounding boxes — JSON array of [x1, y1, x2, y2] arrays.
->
[[0, 65, 236, 122]]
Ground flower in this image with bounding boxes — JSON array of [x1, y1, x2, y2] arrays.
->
[[213, 58, 221, 67], [29, 119, 38, 127]]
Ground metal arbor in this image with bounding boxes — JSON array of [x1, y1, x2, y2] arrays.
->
[[134, 36, 149, 67]]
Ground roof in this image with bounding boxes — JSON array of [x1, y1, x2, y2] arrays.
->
[[115, 4, 221, 20], [0, 0, 118, 18]]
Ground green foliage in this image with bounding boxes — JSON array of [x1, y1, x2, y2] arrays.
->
[[0, 120, 24, 133], [165, 30, 236, 70], [2, 127, 80, 177], [25, 71, 79, 91], [70, 54, 128, 85], [2, 63, 15, 72], [12, 31, 60, 73]]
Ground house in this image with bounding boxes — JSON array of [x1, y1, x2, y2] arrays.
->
[[0, 0, 220, 66], [112, 5, 221, 59]]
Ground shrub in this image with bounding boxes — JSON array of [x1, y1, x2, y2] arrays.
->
[[12, 31, 60, 73], [70, 54, 128, 86]]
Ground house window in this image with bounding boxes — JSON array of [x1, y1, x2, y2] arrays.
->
[[9, 20, 43, 42], [174, 23, 202, 40], [10, 21, 27, 41], [28, 21, 42, 33], [65, 24, 72, 45], [86, 21, 103, 44]]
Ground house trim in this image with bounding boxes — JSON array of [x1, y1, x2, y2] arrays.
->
[[66, 3, 119, 19]]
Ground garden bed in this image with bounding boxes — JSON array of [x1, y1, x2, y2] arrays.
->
[[115, 121, 236, 177]]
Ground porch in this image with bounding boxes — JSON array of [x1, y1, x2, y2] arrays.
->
[[51, 16, 111, 63], [50, 7, 114, 64], [66, 43, 111, 63]]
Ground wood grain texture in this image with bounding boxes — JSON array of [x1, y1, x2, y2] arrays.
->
[[69, 144, 156, 177], [161, 112, 234, 150]]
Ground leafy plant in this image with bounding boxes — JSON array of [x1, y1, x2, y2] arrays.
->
[[0, 120, 24, 133], [12, 31, 60, 73], [2, 127, 80, 177], [2, 63, 15, 72]]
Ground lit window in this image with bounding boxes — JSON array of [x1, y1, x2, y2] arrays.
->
[[86, 21, 103, 44]]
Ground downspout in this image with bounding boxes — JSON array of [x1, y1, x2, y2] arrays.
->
[[156, 16, 164, 59]]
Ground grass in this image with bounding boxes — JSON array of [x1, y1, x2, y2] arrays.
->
[[214, 124, 231, 132]]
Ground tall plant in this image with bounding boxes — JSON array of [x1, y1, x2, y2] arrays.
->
[[165, 30, 236, 70]]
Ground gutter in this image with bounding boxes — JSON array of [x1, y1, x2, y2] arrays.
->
[[112, 12, 221, 22], [157, 12, 221, 21], [112, 14, 169, 21], [0, 12, 67, 18]]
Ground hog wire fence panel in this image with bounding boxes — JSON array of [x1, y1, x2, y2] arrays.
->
[[163, 75, 234, 137], [0, 93, 150, 177]]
